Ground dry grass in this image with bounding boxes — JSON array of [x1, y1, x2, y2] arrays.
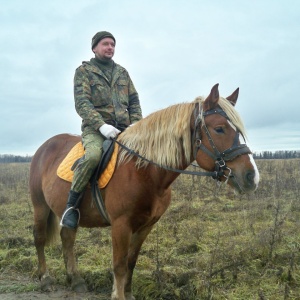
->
[[0, 160, 300, 299]]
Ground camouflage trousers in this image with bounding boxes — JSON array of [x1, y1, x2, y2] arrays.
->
[[71, 131, 104, 193]]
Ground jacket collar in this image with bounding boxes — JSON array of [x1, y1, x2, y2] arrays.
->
[[83, 61, 125, 86]]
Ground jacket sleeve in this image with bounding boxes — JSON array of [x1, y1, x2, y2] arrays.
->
[[127, 75, 143, 123], [74, 66, 106, 131]]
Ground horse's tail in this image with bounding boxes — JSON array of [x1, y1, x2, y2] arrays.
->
[[45, 210, 60, 246]]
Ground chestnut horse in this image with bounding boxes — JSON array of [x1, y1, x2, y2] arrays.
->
[[29, 84, 259, 300]]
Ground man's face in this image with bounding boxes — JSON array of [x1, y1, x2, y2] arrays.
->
[[93, 37, 115, 60]]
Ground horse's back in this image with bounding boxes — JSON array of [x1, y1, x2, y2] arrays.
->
[[29, 134, 80, 200]]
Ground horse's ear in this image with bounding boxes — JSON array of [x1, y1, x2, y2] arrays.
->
[[203, 83, 219, 111], [226, 88, 239, 106]]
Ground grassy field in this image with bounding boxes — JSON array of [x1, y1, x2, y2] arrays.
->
[[0, 159, 300, 299]]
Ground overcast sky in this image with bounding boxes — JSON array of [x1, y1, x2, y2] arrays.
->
[[1, 0, 299, 155]]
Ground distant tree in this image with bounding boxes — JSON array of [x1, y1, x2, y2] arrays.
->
[[0, 154, 32, 163], [253, 150, 300, 159]]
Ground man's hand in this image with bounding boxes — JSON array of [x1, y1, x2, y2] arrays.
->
[[99, 124, 121, 139]]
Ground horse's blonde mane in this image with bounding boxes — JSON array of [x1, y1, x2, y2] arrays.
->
[[117, 96, 246, 169]]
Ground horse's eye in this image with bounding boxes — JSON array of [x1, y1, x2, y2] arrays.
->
[[215, 127, 224, 134]]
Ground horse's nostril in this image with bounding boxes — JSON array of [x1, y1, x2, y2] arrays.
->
[[246, 171, 254, 183]]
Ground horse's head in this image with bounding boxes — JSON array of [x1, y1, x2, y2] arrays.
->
[[193, 84, 259, 194]]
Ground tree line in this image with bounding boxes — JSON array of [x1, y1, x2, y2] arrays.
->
[[253, 150, 300, 159], [0, 154, 32, 163]]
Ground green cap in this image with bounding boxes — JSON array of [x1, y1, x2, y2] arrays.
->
[[91, 31, 116, 49]]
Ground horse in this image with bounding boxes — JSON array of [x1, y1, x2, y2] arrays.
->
[[29, 84, 259, 300]]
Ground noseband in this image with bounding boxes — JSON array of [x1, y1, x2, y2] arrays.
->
[[193, 107, 252, 181]]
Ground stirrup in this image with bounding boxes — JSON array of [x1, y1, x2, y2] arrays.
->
[[59, 206, 81, 227]]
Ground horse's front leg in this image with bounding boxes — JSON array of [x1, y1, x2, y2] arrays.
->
[[60, 227, 87, 292], [124, 225, 154, 299], [111, 218, 133, 300]]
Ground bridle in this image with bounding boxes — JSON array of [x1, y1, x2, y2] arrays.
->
[[193, 105, 252, 182]]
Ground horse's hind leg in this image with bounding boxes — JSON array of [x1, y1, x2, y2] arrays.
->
[[60, 227, 87, 292], [32, 200, 56, 291]]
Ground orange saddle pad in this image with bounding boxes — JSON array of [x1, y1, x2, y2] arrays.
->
[[57, 142, 118, 189]]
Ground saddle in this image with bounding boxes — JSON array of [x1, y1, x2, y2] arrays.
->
[[57, 139, 118, 189], [57, 140, 118, 224]]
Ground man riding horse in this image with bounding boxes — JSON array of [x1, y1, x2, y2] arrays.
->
[[61, 31, 143, 229]]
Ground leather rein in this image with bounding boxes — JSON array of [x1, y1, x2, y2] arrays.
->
[[115, 105, 252, 182]]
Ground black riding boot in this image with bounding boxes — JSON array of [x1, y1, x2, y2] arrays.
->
[[60, 190, 82, 229]]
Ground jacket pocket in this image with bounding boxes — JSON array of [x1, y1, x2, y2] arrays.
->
[[116, 79, 129, 105], [90, 79, 110, 106]]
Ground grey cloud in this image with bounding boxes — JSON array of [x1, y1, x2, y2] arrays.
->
[[1, 0, 300, 154]]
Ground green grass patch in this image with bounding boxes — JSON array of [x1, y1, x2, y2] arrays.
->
[[0, 161, 300, 299]]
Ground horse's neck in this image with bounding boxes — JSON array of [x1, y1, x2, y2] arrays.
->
[[148, 156, 191, 190], [150, 167, 182, 190]]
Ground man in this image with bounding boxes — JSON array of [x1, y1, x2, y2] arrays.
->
[[60, 31, 143, 229]]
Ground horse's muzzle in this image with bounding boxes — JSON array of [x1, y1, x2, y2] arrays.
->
[[229, 169, 259, 194]]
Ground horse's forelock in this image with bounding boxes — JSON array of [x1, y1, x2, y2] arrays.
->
[[195, 96, 247, 139], [217, 97, 247, 139]]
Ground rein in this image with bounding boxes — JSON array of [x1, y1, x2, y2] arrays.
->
[[95, 105, 251, 225], [114, 140, 218, 177]]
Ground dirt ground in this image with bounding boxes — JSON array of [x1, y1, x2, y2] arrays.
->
[[0, 274, 110, 300]]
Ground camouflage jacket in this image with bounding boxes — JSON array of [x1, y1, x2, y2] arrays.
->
[[74, 59, 142, 133]]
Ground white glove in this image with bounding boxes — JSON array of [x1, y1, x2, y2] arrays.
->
[[99, 124, 121, 139]]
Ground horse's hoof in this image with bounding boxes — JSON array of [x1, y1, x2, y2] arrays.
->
[[111, 294, 135, 300], [40, 275, 56, 292], [71, 275, 87, 293], [125, 291, 136, 300]]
